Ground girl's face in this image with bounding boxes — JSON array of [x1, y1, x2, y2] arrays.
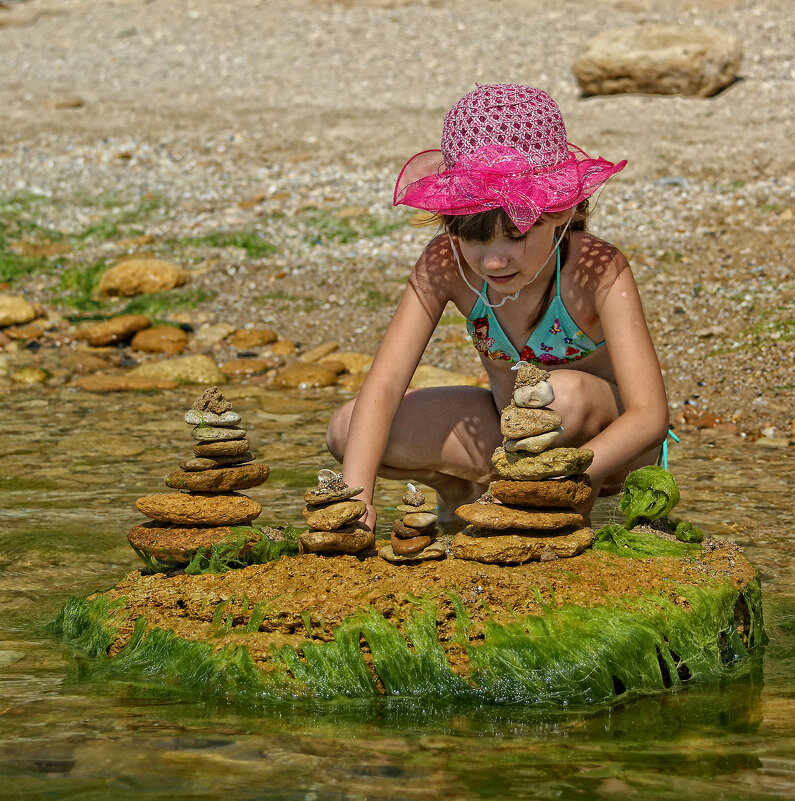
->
[[456, 216, 560, 296]]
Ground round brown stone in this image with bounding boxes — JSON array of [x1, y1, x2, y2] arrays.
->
[[455, 502, 583, 531], [130, 325, 189, 355], [75, 314, 151, 346], [127, 522, 258, 568], [500, 406, 562, 439], [392, 519, 438, 540], [178, 452, 255, 471], [165, 464, 270, 492], [403, 511, 438, 528], [299, 524, 375, 555], [489, 476, 592, 508], [193, 438, 250, 457], [379, 540, 447, 563], [303, 499, 366, 531], [391, 532, 434, 555], [135, 492, 261, 525]]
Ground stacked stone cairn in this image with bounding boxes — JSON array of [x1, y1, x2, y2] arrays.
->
[[452, 362, 596, 565], [128, 387, 271, 567], [379, 483, 447, 564], [300, 469, 375, 556]]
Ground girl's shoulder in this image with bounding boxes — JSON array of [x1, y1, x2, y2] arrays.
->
[[568, 231, 632, 296], [409, 232, 463, 304]]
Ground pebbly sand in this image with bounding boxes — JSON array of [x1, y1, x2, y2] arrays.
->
[[0, 0, 793, 434]]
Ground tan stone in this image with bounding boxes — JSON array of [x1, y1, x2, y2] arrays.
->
[[192, 425, 246, 442], [403, 511, 438, 528], [304, 485, 364, 505], [490, 477, 592, 508], [492, 447, 594, 480], [136, 492, 261, 525], [184, 409, 240, 426], [391, 532, 434, 555], [320, 351, 372, 373], [573, 25, 742, 97], [97, 257, 187, 297], [410, 364, 480, 388], [4, 321, 44, 340], [231, 328, 277, 349], [128, 354, 227, 385], [513, 380, 555, 408], [127, 522, 258, 568], [131, 326, 189, 355], [193, 438, 250, 457], [178, 453, 254, 471], [193, 323, 235, 347], [500, 406, 562, 439], [76, 314, 151, 346], [299, 341, 339, 362], [379, 540, 447, 563], [395, 502, 437, 514], [269, 340, 296, 356], [0, 294, 36, 328], [75, 373, 178, 392], [271, 363, 338, 388], [455, 503, 583, 530], [303, 499, 367, 531], [165, 464, 269, 492], [504, 428, 563, 454], [452, 527, 594, 564], [220, 358, 277, 377], [299, 524, 375, 555]]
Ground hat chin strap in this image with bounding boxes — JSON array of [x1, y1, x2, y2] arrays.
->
[[448, 216, 572, 310]]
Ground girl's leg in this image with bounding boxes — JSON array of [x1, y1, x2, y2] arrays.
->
[[326, 386, 502, 524]]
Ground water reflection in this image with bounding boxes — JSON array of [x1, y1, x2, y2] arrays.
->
[[0, 386, 792, 800]]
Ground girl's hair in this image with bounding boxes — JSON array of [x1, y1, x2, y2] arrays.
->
[[441, 200, 591, 334]]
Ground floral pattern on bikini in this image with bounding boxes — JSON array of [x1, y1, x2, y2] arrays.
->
[[519, 320, 596, 365], [470, 316, 512, 361]]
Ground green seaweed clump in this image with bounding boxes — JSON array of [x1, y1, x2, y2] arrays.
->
[[620, 466, 680, 528], [184, 525, 300, 575], [675, 520, 705, 543], [592, 524, 690, 558]]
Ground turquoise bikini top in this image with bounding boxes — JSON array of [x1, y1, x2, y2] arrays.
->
[[465, 245, 605, 366]]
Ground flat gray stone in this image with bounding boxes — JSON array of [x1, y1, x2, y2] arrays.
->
[[184, 409, 241, 426], [192, 425, 247, 442], [504, 428, 562, 454], [179, 452, 255, 471]]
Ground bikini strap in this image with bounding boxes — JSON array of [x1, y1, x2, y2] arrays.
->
[[554, 234, 562, 298]]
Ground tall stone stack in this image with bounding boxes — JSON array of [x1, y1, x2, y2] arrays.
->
[[128, 387, 270, 567], [452, 362, 595, 565], [380, 484, 446, 563], [300, 470, 375, 556]]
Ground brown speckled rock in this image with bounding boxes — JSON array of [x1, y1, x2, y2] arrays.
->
[[135, 492, 261, 525], [299, 524, 375, 555], [127, 522, 258, 567], [452, 527, 594, 564], [403, 511, 438, 529], [178, 453, 254, 471], [130, 325, 189, 355], [165, 464, 269, 492], [303, 500, 366, 531], [379, 540, 447, 563], [455, 503, 582, 530], [75, 314, 150, 346], [492, 447, 594, 480], [390, 532, 434, 555], [304, 485, 363, 505], [193, 438, 250, 457], [500, 406, 562, 439], [490, 477, 592, 508]]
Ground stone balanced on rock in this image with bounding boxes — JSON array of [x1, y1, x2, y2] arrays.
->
[[300, 470, 375, 556], [452, 363, 595, 565], [128, 386, 271, 567], [379, 483, 447, 564]]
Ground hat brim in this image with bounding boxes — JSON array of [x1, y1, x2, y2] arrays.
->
[[393, 145, 626, 233]]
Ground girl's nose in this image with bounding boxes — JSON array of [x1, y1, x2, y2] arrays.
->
[[482, 249, 509, 272]]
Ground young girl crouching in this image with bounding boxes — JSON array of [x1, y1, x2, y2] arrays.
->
[[326, 84, 669, 531]]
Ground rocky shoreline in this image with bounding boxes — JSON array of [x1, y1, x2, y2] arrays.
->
[[1, 0, 792, 439]]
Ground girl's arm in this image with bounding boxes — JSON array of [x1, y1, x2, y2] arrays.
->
[[583, 260, 669, 481], [342, 261, 445, 529]]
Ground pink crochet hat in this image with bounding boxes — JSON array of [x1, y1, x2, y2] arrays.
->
[[394, 84, 626, 233]]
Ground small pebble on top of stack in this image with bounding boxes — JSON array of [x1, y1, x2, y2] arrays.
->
[[452, 363, 595, 565], [128, 387, 271, 567], [300, 469, 375, 556], [380, 483, 447, 563]]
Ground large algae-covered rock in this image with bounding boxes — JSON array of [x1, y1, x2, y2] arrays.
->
[[51, 538, 766, 706], [492, 447, 593, 480]]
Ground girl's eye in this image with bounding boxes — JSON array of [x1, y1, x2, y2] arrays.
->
[[508, 232, 527, 242]]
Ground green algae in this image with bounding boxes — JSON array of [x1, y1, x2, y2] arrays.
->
[[592, 524, 693, 558], [675, 520, 705, 543], [620, 466, 680, 528], [50, 576, 766, 707]]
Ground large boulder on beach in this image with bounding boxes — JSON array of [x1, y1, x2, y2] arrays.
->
[[97, 257, 187, 297], [573, 25, 742, 97]]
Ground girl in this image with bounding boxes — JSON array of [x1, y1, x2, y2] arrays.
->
[[327, 84, 669, 531]]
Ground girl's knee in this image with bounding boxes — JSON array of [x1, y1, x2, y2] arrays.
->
[[326, 400, 355, 462]]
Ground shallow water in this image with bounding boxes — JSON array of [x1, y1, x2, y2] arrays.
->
[[0, 386, 792, 800]]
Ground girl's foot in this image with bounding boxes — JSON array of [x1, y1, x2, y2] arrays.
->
[[429, 476, 487, 526]]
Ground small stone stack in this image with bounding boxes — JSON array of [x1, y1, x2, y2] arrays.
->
[[300, 470, 375, 556], [128, 387, 270, 567], [380, 484, 447, 563], [452, 363, 595, 565]]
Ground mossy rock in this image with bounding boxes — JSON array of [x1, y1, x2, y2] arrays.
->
[[50, 540, 765, 707]]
